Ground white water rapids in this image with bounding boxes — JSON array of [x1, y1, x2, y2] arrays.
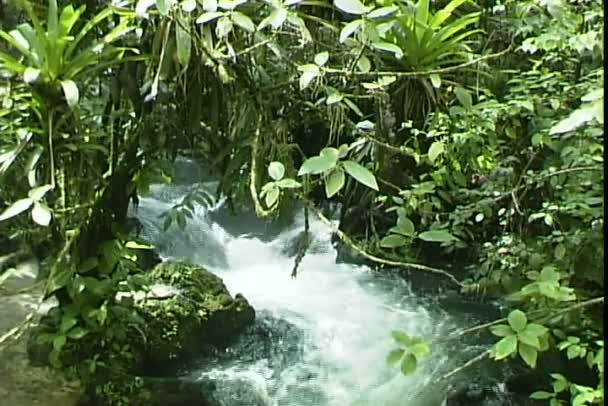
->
[[130, 159, 510, 406]]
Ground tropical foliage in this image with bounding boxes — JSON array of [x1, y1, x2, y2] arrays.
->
[[0, 0, 603, 403]]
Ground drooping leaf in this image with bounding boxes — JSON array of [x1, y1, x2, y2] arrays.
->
[[268, 161, 285, 181], [0, 198, 34, 221], [196, 11, 225, 24], [276, 179, 302, 188], [265, 186, 280, 208], [367, 6, 398, 19], [175, 11, 192, 66], [340, 19, 362, 43], [325, 168, 345, 198], [335, 0, 366, 15], [298, 64, 320, 90], [493, 335, 518, 360], [429, 73, 441, 88], [454, 86, 472, 110], [508, 309, 527, 332], [258, 7, 287, 30], [400, 353, 417, 375], [519, 343, 538, 368], [394, 216, 415, 236], [60, 80, 79, 108], [371, 41, 403, 59], [314, 51, 329, 66], [418, 229, 458, 242], [326, 93, 343, 105], [32, 202, 52, 226], [23, 67, 40, 83], [28, 184, 53, 201], [342, 160, 379, 191]]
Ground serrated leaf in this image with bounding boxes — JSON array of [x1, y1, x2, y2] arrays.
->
[[231, 11, 255, 32], [314, 51, 329, 66], [380, 234, 407, 248], [490, 324, 513, 337], [298, 154, 336, 175], [386, 348, 404, 365], [0, 198, 34, 221], [418, 229, 458, 242], [268, 161, 285, 181], [335, 0, 366, 15], [342, 160, 378, 191], [427, 141, 444, 164], [508, 309, 527, 332], [400, 353, 417, 375], [340, 19, 362, 43], [32, 202, 52, 226], [325, 168, 345, 198], [519, 343, 538, 368], [61, 80, 79, 108]]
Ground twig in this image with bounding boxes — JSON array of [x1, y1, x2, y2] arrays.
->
[[438, 349, 492, 382], [303, 199, 470, 288], [323, 47, 513, 78]]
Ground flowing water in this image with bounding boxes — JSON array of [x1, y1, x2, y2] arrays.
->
[[131, 158, 511, 406]]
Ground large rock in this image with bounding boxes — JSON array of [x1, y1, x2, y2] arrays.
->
[[138, 261, 256, 373]]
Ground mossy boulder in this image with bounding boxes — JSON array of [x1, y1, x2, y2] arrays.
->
[[136, 261, 255, 373]]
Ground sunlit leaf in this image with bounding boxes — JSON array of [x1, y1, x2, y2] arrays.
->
[[386, 348, 404, 365], [418, 229, 458, 242], [0, 198, 34, 221], [490, 324, 513, 337], [519, 343, 538, 368], [231, 11, 255, 32], [400, 353, 417, 375], [325, 168, 345, 198], [314, 51, 329, 66], [268, 161, 285, 181], [339, 19, 362, 43], [380, 234, 407, 248], [61, 80, 79, 108], [508, 309, 527, 332], [335, 0, 366, 15], [342, 160, 378, 191], [298, 155, 336, 175], [427, 141, 444, 164], [493, 335, 517, 360]]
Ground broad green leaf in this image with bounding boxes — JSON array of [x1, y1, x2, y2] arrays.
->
[[45, 268, 72, 297], [0, 198, 34, 221], [298, 155, 336, 175], [343, 98, 363, 116], [53, 335, 67, 351], [410, 342, 431, 358], [539, 266, 560, 283], [340, 19, 362, 43], [454, 86, 472, 110], [418, 229, 458, 242], [342, 161, 378, 191], [530, 391, 554, 400], [518, 330, 540, 349], [400, 353, 417, 375], [78, 257, 99, 273], [325, 168, 345, 198], [380, 234, 407, 248], [566, 345, 581, 359], [493, 335, 517, 360], [320, 147, 340, 163], [61, 80, 79, 108], [265, 186, 280, 208], [508, 309, 527, 332], [335, 0, 366, 15], [125, 241, 154, 249], [427, 141, 444, 164], [394, 216, 415, 236], [357, 55, 371, 72], [525, 323, 548, 337], [299, 66, 319, 90], [314, 51, 329, 66], [386, 348, 404, 365], [216, 16, 234, 37], [519, 343, 538, 368], [32, 202, 52, 226], [268, 161, 285, 181], [28, 184, 53, 201], [490, 324, 513, 337], [276, 179, 302, 188], [175, 11, 192, 66], [60, 316, 78, 333], [231, 12, 255, 32]]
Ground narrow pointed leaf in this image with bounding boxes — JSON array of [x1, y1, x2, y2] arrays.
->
[[342, 161, 378, 191]]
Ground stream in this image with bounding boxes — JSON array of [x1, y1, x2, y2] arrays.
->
[[131, 158, 517, 406]]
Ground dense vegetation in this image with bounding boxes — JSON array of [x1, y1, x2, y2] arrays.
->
[[0, 0, 603, 404]]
